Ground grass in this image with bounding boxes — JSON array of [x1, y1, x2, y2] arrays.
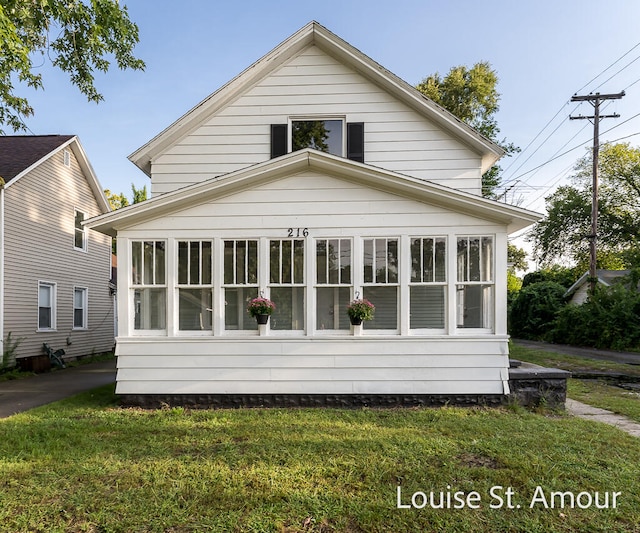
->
[[0, 386, 639, 532], [511, 342, 640, 423]]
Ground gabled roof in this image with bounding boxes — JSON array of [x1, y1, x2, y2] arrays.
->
[[565, 269, 635, 298], [129, 21, 504, 177], [87, 148, 539, 238], [0, 135, 74, 184], [0, 135, 110, 213]]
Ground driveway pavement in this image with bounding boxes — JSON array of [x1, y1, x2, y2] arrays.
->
[[0, 358, 116, 418]]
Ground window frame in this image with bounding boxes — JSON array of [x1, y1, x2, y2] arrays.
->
[[222, 239, 259, 334], [131, 240, 167, 333], [361, 237, 400, 333], [268, 238, 306, 333], [73, 286, 88, 330], [176, 240, 214, 334], [288, 116, 346, 157], [409, 236, 447, 333], [74, 209, 87, 252], [314, 238, 353, 333], [37, 281, 57, 331], [455, 235, 495, 331]]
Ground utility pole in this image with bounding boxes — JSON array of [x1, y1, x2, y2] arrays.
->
[[570, 91, 624, 294]]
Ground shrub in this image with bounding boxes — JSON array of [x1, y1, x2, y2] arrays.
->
[[509, 281, 567, 340]]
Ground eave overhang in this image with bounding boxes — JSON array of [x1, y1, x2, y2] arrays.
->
[[86, 149, 540, 238]]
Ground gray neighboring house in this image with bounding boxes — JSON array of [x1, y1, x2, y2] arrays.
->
[[0, 135, 114, 365], [564, 269, 634, 305]]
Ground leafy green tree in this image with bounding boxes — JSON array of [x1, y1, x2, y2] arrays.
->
[[416, 62, 519, 197], [104, 189, 130, 210], [131, 183, 147, 204], [532, 143, 640, 268], [0, 0, 144, 132]]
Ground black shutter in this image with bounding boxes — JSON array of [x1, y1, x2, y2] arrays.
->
[[347, 122, 364, 163], [271, 124, 288, 158]]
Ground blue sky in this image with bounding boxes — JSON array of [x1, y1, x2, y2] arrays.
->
[[18, 0, 640, 225]]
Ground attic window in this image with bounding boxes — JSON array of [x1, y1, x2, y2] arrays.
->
[[271, 121, 364, 162], [63, 149, 71, 167], [292, 119, 343, 156]]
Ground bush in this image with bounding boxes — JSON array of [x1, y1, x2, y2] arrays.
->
[[509, 282, 567, 340], [552, 280, 640, 351]]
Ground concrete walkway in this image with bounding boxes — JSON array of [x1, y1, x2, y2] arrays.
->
[[0, 358, 116, 418], [565, 399, 640, 437], [513, 340, 640, 437]]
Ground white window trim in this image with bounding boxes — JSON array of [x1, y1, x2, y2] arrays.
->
[[73, 286, 89, 330], [37, 281, 57, 332], [74, 208, 88, 252], [130, 240, 168, 334], [454, 235, 496, 334], [288, 115, 346, 157]]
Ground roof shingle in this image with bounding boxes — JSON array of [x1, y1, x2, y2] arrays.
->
[[0, 135, 74, 183]]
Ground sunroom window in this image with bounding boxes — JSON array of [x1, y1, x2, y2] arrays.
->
[[363, 238, 398, 330], [316, 239, 352, 330], [410, 237, 446, 329], [269, 239, 305, 330], [456, 236, 494, 329], [177, 241, 213, 331], [223, 240, 258, 331], [131, 241, 166, 330]]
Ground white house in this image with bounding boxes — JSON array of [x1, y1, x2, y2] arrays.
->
[[0, 135, 114, 368], [86, 22, 540, 406]]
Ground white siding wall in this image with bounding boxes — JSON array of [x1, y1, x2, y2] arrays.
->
[[4, 150, 114, 361], [116, 171, 509, 396], [150, 46, 483, 196]]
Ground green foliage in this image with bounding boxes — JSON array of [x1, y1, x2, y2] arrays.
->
[[509, 282, 567, 340], [103, 188, 130, 210], [2, 331, 23, 370], [532, 143, 640, 267], [131, 182, 147, 204], [0, 0, 144, 132], [507, 243, 528, 272], [552, 275, 640, 351], [522, 265, 579, 289], [416, 62, 519, 197]]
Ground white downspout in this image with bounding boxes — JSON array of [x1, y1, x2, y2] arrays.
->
[[0, 177, 5, 357]]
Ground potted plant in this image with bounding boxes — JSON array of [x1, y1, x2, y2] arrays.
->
[[247, 297, 276, 325], [346, 298, 375, 326]]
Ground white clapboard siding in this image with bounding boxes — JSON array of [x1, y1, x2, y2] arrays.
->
[[132, 172, 493, 235], [114, 338, 509, 395], [150, 45, 483, 197], [4, 150, 114, 361]]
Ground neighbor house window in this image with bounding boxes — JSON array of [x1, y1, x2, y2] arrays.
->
[[456, 236, 494, 329], [38, 282, 56, 330], [269, 239, 305, 330], [292, 119, 343, 156], [177, 241, 213, 331], [363, 238, 398, 330], [131, 241, 166, 330], [316, 239, 352, 330], [73, 287, 88, 329], [223, 240, 258, 331], [410, 237, 446, 329], [74, 209, 87, 251]]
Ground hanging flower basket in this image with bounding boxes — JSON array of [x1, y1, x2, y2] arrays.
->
[[346, 298, 375, 325], [247, 297, 276, 324]]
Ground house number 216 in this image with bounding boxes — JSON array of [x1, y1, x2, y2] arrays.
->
[[287, 228, 309, 237]]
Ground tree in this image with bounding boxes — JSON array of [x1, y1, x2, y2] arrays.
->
[[532, 143, 640, 268], [131, 183, 147, 204], [104, 189, 130, 210], [416, 62, 518, 197], [0, 0, 144, 132]]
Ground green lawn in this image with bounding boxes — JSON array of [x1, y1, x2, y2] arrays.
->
[[511, 342, 640, 423], [0, 386, 639, 532]]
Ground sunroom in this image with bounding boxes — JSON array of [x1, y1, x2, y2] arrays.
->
[[129, 233, 496, 337]]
